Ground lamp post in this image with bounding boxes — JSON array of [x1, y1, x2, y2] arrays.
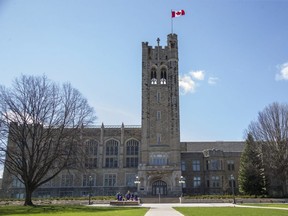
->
[[230, 174, 236, 204], [88, 175, 92, 205], [179, 176, 185, 203], [134, 175, 140, 185], [134, 176, 140, 202]]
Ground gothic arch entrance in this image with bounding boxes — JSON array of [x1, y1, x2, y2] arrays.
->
[[152, 180, 167, 195]]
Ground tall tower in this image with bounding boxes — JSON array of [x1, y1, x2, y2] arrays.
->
[[138, 34, 181, 196]]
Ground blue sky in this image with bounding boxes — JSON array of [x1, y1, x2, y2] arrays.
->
[[0, 0, 288, 146]]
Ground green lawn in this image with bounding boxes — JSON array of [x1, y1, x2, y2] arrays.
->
[[174, 207, 288, 216], [0, 205, 148, 216], [241, 203, 288, 208]]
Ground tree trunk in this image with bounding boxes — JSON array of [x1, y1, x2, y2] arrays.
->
[[24, 187, 34, 206]]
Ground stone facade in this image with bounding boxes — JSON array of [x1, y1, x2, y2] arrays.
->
[[1, 34, 245, 199]]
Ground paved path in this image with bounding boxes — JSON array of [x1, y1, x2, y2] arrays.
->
[[142, 203, 235, 216], [142, 203, 184, 216]]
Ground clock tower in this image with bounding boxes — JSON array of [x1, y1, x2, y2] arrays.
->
[[138, 34, 182, 196]]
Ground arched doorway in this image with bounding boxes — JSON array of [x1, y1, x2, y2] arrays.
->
[[152, 180, 167, 195]]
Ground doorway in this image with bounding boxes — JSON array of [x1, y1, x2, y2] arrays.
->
[[152, 180, 167, 195]]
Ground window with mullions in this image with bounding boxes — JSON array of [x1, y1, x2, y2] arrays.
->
[[193, 176, 201, 188], [61, 174, 73, 187], [126, 157, 138, 168], [85, 157, 97, 169], [126, 139, 139, 167], [85, 139, 98, 169], [104, 174, 116, 187], [192, 160, 200, 171], [150, 153, 168, 165], [227, 160, 235, 171], [85, 140, 98, 156], [126, 139, 139, 155], [206, 159, 221, 170], [105, 139, 119, 168], [211, 176, 220, 188]]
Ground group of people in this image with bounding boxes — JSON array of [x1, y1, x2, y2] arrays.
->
[[116, 191, 139, 201]]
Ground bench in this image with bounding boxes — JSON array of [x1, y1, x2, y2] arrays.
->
[[109, 200, 140, 206]]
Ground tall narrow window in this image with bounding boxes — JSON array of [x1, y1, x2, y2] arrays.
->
[[157, 92, 161, 102], [105, 139, 119, 168], [227, 160, 235, 171], [125, 139, 139, 168], [151, 68, 157, 84], [84, 140, 98, 169], [157, 133, 161, 144], [160, 68, 167, 84], [181, 161, 186, 171], [193, 177, 201, 188], [156, 111, 161, 120]]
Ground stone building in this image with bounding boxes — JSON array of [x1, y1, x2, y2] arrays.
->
[[1, 33, 244, 198]]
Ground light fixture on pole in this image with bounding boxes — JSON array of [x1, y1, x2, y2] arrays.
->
[[88, 175, 93, 205], [178, 175, 185, 203], [230, 174, 236, 204], [134, 176, 140, 185]]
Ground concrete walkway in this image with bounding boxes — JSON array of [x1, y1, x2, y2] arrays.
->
[[142, 203, 235, 216]]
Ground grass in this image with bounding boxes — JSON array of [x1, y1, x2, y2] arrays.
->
[[240, 203, 288, 208], [174, 207, 288, 216], [0, 205, 148, 216]]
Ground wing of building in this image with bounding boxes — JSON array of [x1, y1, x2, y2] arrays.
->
[[1, 34, 245, 199]]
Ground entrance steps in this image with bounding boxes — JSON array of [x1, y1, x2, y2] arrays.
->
[[140, 196, 180, 203]]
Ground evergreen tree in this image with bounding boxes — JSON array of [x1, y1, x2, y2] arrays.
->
[[238, 133, 267, 196]]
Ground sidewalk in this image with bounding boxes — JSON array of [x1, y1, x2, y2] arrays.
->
[[141, 203, 235, 216]]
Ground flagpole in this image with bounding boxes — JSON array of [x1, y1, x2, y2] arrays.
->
[[171, 10, 173, 34]]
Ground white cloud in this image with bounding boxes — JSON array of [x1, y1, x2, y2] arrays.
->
[[208, 77, 219, 85], [179, 74, 196, 94], [275, 62, 288, 81], [179, 70, 219, 94], [190, 70, 205, 80]]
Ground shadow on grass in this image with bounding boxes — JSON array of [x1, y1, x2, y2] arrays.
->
[[0, 205, 147, 215]]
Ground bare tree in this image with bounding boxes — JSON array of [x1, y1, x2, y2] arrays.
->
[[0, 75, 96, 205], [248, 102, 288, 196]]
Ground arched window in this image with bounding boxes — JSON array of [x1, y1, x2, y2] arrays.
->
[[151, 68, 157, 84], [84, 140, 98, 169], [105, 139, 119, 168], [125, 139, 139, 168], [160, 68, 167, 84]]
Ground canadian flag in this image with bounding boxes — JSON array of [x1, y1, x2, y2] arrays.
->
[[171, 10, 185, 18]]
